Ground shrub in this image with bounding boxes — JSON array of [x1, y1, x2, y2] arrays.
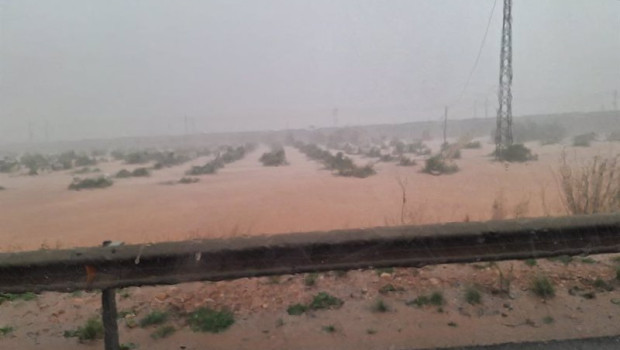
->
[[304, 273, 318, 287], [187, 308, 234, 333], [371, 299, 389, 313], [309, 292, 343, 310], [186, 161, 221, 175], [287, 303, 308, 316], [131, 167, 150, 177], [75, 155, 97, 167], [0, 326, 14, 336], [139, 310, 168, 327], [322, 325, 336, 333], [573, 133, 596, 147], [337, 164, 376, 178], [531, 276, 555, 299], [463, 141, 482, 149], [68, 176, 113, 190], [0, 158, 19, 173], [423, 155, 458, 175], [398, 157, 417, 166], [260, 148, 287, 166], [494, 144, 538, 162], [407, 292, 444, 307], [179, 177, 199, 184], [464, 286, 482, 305], [495, 144, 536, 162], [64, 317, 104, 342], [116, 169, 132, 178], [558, 153, 620, 214], [20, 153, 49, 175]]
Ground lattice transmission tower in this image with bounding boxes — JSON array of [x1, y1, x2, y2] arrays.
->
[[495, 0, 513, 159]]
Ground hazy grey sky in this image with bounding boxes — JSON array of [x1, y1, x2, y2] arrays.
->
[[1, 0, 619, 143]]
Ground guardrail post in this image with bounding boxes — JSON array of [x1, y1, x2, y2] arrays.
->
[[102, 288, 119, 350], [101, 241, 120, 350]]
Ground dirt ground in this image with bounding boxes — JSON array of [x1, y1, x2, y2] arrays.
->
[[1, 140, 620, 349]]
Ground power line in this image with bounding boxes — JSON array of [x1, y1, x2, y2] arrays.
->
[[452, 0, 498, 106]]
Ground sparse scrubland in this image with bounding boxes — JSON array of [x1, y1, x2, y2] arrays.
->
[[186, 144, 254, 175], [294, 142, 375, 178]]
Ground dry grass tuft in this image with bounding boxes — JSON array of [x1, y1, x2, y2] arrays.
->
[[557, 152, 620, 215]]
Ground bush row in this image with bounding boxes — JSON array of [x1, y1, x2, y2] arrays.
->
[[294, 142, 375, 178]]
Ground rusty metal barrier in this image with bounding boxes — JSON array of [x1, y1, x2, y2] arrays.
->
[[1, 214, 620, 349]]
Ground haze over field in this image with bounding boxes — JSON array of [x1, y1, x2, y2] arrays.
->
[[1, 0, 619, 143]]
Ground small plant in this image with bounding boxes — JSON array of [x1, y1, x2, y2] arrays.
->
[[531, 275, 555, 299], [580, 257, 597, 264], [322, 325, 336, 333], [139, 310, 169, 327], [593, 278, 614, 292], [371, 299, 389, 313], [429, 292, 445, 306], [309, 292, 344, 310], [0, 292, 37, 304], [151, 325, 175, 339], [407, 292, 444, 307], [187, 308, 234, 333], [524, 259, 537, 267], [120, 343, 139, 350], [366, 328, 377, 335], [304, 273, 318, 287], [287, 304, 308, 316], [547, 255, 573, 265], [465, 286, 482, 305], [447, 322, 458, 328], [66, 317, 104, 342], [379, 284, 403, 294], [542, 316, 554, 324], [0, 326, 14, 336]]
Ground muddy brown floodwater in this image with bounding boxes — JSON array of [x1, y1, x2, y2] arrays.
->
[[0, 140, 619, 349]]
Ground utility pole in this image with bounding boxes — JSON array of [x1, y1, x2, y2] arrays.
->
[[443, 106, 448, 145], [485, 97, 489, 119], [495, 0, 513, 159], [28, 121, 33, 142], [332, 108, 339, 127]]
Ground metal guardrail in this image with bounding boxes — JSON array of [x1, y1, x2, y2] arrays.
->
[[1, 214, 620, 349], [1, 214, 620, 294]]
